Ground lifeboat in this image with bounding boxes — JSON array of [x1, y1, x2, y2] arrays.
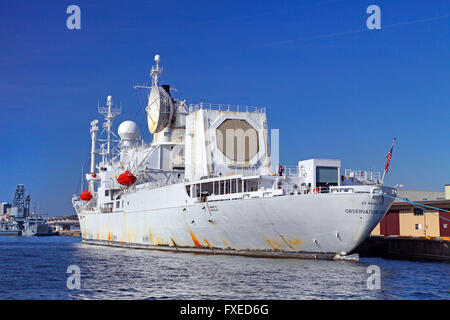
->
[[117, 171, 137, 187], [80, 190, 92, 201]]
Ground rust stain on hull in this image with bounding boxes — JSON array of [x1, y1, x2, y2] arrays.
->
[[288, 239, 302, 247], [203, 239, 212, 248], [156, 236, 167, 246], [222, 238, 232, 249], [148, 229, 154, 244], [189, 229, 202, 248], [280, 235, 302, 250], [265, 238, 282, 250]]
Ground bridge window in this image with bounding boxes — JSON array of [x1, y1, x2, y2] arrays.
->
[[187, 177, 246, 198], [316, 166, 338, 188]]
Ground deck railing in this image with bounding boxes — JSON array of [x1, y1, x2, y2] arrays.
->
[[188, 103, 266, 114], [344, 169, 381, 182]]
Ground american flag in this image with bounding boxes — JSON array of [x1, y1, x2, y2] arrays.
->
[[385, 138, 396, 173]]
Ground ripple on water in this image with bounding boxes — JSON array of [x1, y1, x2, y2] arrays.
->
[[0, 237, 449, 299]]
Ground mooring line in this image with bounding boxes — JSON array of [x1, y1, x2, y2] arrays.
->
[[376, 192, 450, 222]]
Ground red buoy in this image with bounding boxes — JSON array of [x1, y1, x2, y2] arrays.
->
[[117, 171, 137, 187], [80, 190, 93, 201]]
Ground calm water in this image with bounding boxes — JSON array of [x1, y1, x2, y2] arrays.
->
[[0, 236, 448, 300]]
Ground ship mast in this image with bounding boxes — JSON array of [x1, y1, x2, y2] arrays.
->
[[151, 54, 162, 86], [89, 120, 99, 173], [87, 96, 121, 192], [106, 96, 114, 156], [97, 95, 121, 164]]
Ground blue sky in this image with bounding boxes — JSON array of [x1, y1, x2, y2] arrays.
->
[[0, 0, 449, 216]]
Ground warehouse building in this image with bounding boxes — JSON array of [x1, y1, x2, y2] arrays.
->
[[371, 185, 450, 238], [47, 215, 80, 236]]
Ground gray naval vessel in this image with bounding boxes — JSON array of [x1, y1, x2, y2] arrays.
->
[[73, 55, 396, 260], [0, 220, 21, 236], [0, 185, 52, 236]]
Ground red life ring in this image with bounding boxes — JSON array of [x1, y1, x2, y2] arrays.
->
[[313, 188, 319, 194]]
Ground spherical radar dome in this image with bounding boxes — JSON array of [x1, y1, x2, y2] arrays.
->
[[118, 120, 140, 140]]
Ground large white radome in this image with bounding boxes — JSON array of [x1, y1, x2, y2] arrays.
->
[[118, 120, 140, 140]]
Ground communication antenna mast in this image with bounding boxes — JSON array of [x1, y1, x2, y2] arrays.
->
[[98, 95, 121, 162], [151, 54, 162, 86]]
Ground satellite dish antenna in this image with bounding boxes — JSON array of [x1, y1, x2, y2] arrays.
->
[[145, 55, 173, 134], [146, 86, 173, 134]]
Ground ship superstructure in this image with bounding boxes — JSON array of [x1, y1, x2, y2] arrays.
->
[[72, 55, 396, 259]]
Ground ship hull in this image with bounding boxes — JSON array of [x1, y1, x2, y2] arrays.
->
[[0, 231, 21, 236], [76, 183, 393, 259], [22, 224, 53, 237]]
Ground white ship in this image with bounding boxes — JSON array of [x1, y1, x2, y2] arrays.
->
[[72, 55, 396, 260]]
